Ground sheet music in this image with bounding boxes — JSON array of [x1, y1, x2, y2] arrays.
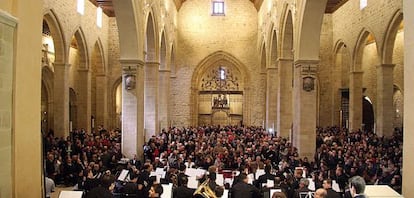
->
[[255, 169, 265, 180], [188, 176, 199, 189], [307, 178, 315, 191], [117, 169, 129, 181], [161, 183, 173, 198], [58, 191, 83, 198], [247, 173, 254, 184], [266, 179, 274, 188], [332, 180, 340, 192], [216, 174, 224, 186]]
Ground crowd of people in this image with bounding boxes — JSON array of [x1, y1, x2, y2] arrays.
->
[[42, 125, 403, 198]]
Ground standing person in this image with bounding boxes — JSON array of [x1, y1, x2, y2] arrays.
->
[[349, 176, 366, 198], [230, 173, 261, 198]]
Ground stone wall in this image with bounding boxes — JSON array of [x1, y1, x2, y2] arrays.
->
[[172, 0, 262, 126]]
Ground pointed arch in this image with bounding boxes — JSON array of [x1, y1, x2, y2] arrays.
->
[[92, 38, 106, 75], [71, 27, 89, 70], [170, 44, 176, 77], [353, 28, 378, 71], [280, 7, 294, 59], [383, 9, 404, 64], [295, 0, 327, 60], [160, 30, 167, 70], [112, 0, 142, 60], [191, 51, 251, 125], [260, 43, 267, 72], [270, 28, 278, 68], [43, 9, 66, 63], [145, 11, 159, 62]]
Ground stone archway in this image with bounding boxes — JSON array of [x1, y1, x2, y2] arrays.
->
[[191, 51, 250, 126]]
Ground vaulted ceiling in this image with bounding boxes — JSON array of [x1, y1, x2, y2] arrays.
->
[[91, 0, 349, 17]]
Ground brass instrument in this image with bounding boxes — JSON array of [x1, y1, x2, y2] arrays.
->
[[193, 179, 218, 198]]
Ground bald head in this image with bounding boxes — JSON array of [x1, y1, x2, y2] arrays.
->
[[315, 188, 327, 198]]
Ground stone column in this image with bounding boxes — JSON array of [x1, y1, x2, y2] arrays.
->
[[266, 67, 278, 133], [277, 58, 293, 138], [121, 59, 145, 159], [292, 60, 318, 160], [376, 64, 395, 136], [77, 69, 92, 132], [349, 71, 363, 132], [53, 63, 70, 137], [159, 69, 171, 131], [144, 61, 159, 139], [96, 74, 108, 128], [404, 2, 414, 196]]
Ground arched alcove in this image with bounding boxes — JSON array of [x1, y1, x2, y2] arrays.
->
[[191, 51, 250, 126]]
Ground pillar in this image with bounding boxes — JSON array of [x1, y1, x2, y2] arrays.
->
[[144, 61, 159, 139], [292, 60, 318, 159], [349, 71, 363, 132], [53, 63, 70, 137], [277, 58, 293, 138], [376, 64, 395, 136], [121, 59, 145, 159], [96, 74, 108, 128], [77, 69, 92, 132], [159, 69, 171, 131], [266, 67, 278, 133], [403, 0, 414, 196]]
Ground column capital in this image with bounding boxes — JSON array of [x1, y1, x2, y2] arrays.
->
[[277, 58, 294, 62], [350, 70, 364, 74], [377, 63, 396, 68], [266, 67, 278, 71], [293, 59, 319, 67], [159, 69, 171, 73], [145, 61, 161, 66], [52, 62, 71, 68], [120, 59, 144, 67]]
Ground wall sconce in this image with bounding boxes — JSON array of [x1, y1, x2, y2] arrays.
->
[[125, 74, 136, 90], [303, 76, 315, 92]]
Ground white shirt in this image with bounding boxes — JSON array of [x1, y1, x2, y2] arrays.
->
[[45, 177, 55, 198]]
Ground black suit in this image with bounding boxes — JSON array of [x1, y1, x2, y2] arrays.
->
[[254, 173, 276, 188], [86, 186, 113, 198], [173, 186, 195, 198], [230, 182, 260, 198], [326, 188, 341, 198]]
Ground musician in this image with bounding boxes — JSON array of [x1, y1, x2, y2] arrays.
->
[[230, 173, 260, 198]]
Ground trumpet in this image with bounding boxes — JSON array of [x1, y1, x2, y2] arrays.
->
[[193, 179, 218, 198]]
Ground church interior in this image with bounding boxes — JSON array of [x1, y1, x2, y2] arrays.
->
[[1, 0, 414, 197]]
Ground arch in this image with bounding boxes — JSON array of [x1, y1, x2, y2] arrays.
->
[[191, 51, 251, 126], [41, 66, 54, 133], [393, 85, 403, 129], [295, 0, 327, 60], [260, 43, 267, 72], [353, 28, 378, 71], [332, 40, 352, 126], [92, 39, 106, 75], [109, 77, 123, 129], [382, 10, 403, 64], [160, 30, 167, 70], [280, 7, 293, 59], [270, 28, 278, 68], [71, 27, 89, 70], [112, 0, 142, 60], [170, 44, 176, 77], [43, 9, 66, 63], [145, 11, 159, 61]]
